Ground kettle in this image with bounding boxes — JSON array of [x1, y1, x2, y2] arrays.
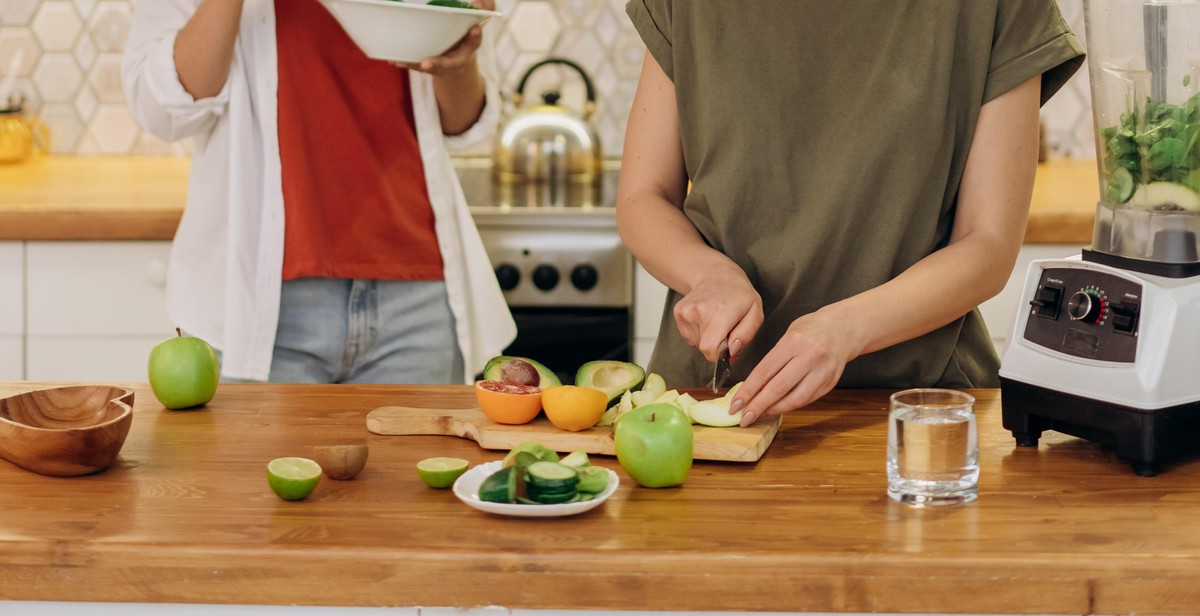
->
[[493, 57, 601, 185], [0, 105, 50, 164]]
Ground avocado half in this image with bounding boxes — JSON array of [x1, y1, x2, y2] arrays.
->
[[575, 360, 645, 405], [482, 356, 562, 388]]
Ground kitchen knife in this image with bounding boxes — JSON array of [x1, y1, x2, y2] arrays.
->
[[710, 339, 732, 394]]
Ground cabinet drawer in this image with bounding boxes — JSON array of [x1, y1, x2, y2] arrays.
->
[[0, 242, 22, 335], [26, 241, 173, 336], [26, 335, 162, 382]]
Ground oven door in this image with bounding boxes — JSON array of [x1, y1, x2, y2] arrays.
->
[[487, 307, 631, 385]]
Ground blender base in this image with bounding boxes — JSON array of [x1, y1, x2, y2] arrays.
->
[[1000, 378, 1200, 476]]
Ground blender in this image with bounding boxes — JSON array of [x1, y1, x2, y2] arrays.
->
[[999, 0, 1200, 476]]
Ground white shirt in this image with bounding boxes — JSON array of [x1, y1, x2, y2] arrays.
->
[[123, 0, 516, 381]]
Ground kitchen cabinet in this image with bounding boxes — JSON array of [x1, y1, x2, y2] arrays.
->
[[0, 242, 23, 380], [24, 241, 173, 381]]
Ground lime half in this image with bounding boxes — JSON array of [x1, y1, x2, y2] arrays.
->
[[417, 457, 470, 489], [267, 457, 322, 501]]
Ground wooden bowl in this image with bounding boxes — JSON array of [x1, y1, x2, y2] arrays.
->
[[0, 385, 134, 476]]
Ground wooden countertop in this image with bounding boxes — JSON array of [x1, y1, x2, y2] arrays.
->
[[0, 156, 1101, 243], [2, 382, 1199, 614]]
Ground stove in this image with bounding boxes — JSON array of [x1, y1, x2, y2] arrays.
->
[[455, 158, 632, 381]]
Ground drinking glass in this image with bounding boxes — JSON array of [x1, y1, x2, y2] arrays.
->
[[886, 388, 978, 507]]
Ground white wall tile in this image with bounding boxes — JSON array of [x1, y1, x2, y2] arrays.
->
[[31, 1, 82, 51], [12, 0, 1094, 158]]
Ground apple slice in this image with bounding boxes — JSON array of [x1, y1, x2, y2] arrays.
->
[[689, 398, 742, 427]]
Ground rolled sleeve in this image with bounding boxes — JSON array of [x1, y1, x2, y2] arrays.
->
[[122, 2, 231, 142], [984, 0, 1085, 106], [626, 0, 674, 81]]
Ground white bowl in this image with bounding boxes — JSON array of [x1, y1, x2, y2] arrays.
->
[[328, 0, 500, 64]]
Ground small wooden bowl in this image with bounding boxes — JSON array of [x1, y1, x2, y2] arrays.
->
[[0, 385, 134, 476]]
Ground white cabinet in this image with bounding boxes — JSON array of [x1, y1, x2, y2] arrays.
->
[[631, 245, 1087, 368], [0, 242, 23, 380], [25, 241, 173, 381], [633, 262, 668, 367]]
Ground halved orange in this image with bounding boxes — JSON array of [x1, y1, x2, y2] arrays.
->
[[474, 380, 542, 425], [541, 385, 607, 432]]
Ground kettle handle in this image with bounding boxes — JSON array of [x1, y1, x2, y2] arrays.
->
[[513, 57, 596, 118]]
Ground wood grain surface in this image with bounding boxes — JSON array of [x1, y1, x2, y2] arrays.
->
[[1, 157, 1096, 244], [366, 404, 780, 462], [2, 382, 1200, 614]]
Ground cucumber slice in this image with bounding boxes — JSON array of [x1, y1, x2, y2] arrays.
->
[[478, 466, 516, 503], [575, 466, 609, 494], [1105, 167, 1134, 204], [525, 461, 580, 492], [528, 487, 578, 504]]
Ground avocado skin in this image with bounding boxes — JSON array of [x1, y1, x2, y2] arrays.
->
[[575, 360, 646, 405], [482, 356, 562, 388]]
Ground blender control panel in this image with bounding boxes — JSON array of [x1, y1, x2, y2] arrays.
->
[[1022, 267, 1141, 363]]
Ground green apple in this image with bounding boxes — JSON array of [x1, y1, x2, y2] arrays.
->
[[148, 328, 220, 410], [614, 402, 693, 488]]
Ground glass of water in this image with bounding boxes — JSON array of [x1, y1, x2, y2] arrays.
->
[[887, 388, 978, 507]]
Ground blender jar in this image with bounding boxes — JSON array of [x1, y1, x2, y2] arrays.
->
[[1087, 0, 1200, 269]]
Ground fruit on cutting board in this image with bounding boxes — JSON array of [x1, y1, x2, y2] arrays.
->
[[267, 457, 322, 501], [541, 385, 607, 431], [596, 371, 742, 428], [575, 360, 645, 405], [482, 356, 561, 388], [474, 380, 543, 424], [313, 444, 369, 480], [614, 403, 693, 488], [147, 327, 221, 410]]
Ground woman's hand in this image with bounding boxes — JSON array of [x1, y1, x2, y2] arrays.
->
[[729, 310, 855, 427], [394, 0, 494, 75], [672, 264, 764, 365]]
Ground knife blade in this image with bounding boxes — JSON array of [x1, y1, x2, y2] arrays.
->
[[710, 339, 732, 394]]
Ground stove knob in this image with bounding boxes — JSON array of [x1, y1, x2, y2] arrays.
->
[[532, 264, 560, 291], [570, 264, 599, 291], [494, 263, 520, 291], [1067, 291, 1102, 323]]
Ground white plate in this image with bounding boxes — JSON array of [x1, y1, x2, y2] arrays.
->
[[452, 460, 619, 517]]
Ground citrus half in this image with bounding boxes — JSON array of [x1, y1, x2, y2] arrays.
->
[[416, 457, 470, 488], [474, 379, 542, 424], [541, 385, 607, 432], [267, 457, 322, 501]]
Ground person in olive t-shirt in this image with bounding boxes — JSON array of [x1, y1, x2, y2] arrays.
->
[[617, 1, 1084, 426]]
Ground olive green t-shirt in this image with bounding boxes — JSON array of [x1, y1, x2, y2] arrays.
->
[[626, 1, 1084, 389]]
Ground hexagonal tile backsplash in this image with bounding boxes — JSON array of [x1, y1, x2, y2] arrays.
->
[[1, 0, 1096, 158]]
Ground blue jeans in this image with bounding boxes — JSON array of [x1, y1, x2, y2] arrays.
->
[[262, 278, 462, 384]]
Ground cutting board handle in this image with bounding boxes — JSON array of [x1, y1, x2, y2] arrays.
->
[[366, 406, 486, 443]]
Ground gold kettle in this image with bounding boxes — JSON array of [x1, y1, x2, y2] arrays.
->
[[0, 105, 50, 164], [493, 58, 601, 185]]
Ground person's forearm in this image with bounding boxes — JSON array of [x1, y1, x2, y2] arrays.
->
[[826, 75, 1042, 361], [174, 0, 244, 100], [433, 64, 485, 135], [617, 190, 745, 294]]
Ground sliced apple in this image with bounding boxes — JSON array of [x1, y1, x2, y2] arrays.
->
[[1129, 181, 1200, 211], [689, 398, 742, 427]]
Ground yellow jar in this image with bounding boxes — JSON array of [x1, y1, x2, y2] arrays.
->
[[0, 107, 50, 164]]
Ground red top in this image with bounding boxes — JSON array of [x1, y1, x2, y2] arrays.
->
[[275, 0, 443, 281]]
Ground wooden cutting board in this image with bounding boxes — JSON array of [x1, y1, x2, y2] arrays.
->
[[365, 406, 781, 462]]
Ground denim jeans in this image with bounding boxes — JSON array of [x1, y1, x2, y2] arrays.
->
[[249, 278, 462, 384]]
